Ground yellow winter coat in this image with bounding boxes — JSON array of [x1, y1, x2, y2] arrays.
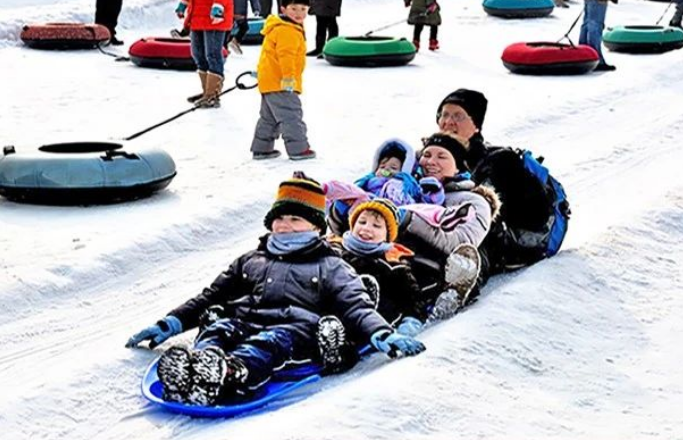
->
[[257, 15, 307, 94]]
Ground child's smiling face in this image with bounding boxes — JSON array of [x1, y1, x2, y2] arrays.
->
[[352, 210, 388, 243]]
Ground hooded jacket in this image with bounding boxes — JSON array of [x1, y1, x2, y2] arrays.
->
[[257, 15, 307, 94]]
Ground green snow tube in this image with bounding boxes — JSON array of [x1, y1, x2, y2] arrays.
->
[[603, 25, 683, 53], [323, 36, 416, 67]]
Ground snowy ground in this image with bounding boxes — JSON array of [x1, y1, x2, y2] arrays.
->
[[1, 0, 682, 439]]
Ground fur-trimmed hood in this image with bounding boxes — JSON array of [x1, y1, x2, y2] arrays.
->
[[472, 184, 501, 222]]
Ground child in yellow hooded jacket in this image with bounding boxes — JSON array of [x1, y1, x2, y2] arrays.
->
[[250, 0, 317, 161]]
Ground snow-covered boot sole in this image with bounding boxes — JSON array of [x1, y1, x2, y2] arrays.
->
[[359, 274, 380, 309], [444, 243, 481, 306], [186, 347, 228, 406], [427, 288, 462, 323], [317, 316, 347, 373], [157, 345, 192, 403]]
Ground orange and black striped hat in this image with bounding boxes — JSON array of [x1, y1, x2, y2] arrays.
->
[[264, 176, 327, 232], [348, 198, 400, 242]]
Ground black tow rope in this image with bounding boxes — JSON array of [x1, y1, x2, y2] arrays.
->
[[123, 71, 258, 141], [557, 10, 585, 46], [655, 0, 676, 26], [96, 42, 130, 62]]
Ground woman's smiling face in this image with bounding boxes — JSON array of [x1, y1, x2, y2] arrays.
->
[[419, 146, 457, 181]]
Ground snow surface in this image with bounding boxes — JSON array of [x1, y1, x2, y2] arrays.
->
[[1, 0, 682, 438]]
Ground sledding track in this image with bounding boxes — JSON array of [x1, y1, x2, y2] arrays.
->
[[2, 0, 683, 439]]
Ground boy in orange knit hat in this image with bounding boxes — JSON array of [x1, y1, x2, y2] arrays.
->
[[127, 174, 425, 406]]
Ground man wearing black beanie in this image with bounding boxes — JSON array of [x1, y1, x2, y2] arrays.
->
[[433, 89, 562, 286]]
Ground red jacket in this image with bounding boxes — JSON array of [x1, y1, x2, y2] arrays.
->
[[184, 0, 234, 31]]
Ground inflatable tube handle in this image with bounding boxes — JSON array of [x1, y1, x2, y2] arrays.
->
[[101, 150, 139, 161], [3, 146, 16, 156]]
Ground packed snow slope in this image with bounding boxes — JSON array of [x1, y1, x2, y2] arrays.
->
[[1, 0, 682, 439]]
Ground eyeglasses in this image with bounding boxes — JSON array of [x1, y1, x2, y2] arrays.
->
[[438, 112, 470, 123]]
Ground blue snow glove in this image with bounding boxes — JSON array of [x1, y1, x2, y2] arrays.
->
[[210, 3, 225, 24], [281, 77, 296, 92], [370, 329, 425, 358], [125, 316, 183, 348], [396, 317, 424, 337], [175, 1, 188, 18]]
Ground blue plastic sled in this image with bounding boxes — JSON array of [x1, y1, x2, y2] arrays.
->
[[142, 345, 373, 418], [142, 359, 324, 418]]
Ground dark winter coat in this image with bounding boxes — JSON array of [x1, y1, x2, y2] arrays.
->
[[397, 179, 500, 299], [167, 235, 391, 355], [463, 133, 555, 274], [332, 243, 427, 323], [309, 0, 342, 17], [406, 0, 441, 26]]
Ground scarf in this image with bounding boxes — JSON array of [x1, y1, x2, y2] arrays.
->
[[342, 231, 393, 257], [266, 231, 320, 256]]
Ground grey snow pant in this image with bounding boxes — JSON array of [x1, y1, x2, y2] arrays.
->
[[250, 92, 309, 156]]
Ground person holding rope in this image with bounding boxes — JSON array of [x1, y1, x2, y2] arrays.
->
[[404, 0, 441, 51], [579, 0, 617, 72], [176, 0, 234, 108]]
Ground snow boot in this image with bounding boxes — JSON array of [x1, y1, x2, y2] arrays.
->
[[317, 316, 358, 374], [157, 345, 192, 403], [428, 243, 481, 322], [359, 274, 380, 309], [289, 149, 317, 161], [187, 70, 207, 103], [428, 38, 439, 51], [444, 243, 480, 305], [195, 72, 223, 109], [412, 39, 420, 51], [186, 346, 248, 406], [228, 38, 243, 55]]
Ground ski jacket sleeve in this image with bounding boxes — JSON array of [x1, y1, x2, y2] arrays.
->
[[323, 258, 392, 340]]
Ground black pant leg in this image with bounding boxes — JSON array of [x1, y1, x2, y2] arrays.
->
[[328, 16, 339, 39], [413, 24, 424, 41], [429, 25, 438, 40], [95, 0, 123, 37]]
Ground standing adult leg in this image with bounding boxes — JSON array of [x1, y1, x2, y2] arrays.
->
[[579, 0, 609, 66], [671, 0, 683, 27], [95, 0, 123, 40]]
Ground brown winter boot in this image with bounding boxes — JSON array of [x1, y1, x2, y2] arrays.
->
[[412, 39, 420, 51], [429, 38, 439, 51], [187, 70, 207, 103], [196, 72, 224, 109]]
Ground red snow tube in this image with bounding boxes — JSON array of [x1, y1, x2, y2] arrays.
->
[[129, 37, 229, 70], [20, 23, 111, 49], [502, 42, 599, 75]]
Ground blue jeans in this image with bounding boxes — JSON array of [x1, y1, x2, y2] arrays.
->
[[190, 30, 227, 76], [579, 0, 608, 65]]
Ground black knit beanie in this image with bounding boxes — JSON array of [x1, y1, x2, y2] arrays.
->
[[436, 89, 488, 131], [422, 133, 469, 172]]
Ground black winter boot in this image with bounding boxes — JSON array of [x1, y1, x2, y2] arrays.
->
[[186, 346, 248, 406], [317, 316, 359, 374], [157, 345, 192, 403]]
